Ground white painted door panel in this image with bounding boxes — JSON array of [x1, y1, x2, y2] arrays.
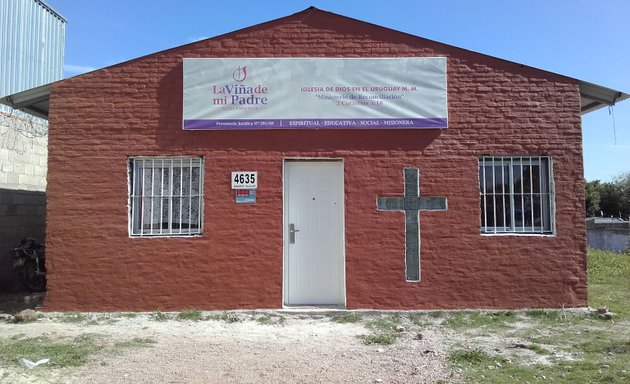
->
[[285, 161, 344, 306]]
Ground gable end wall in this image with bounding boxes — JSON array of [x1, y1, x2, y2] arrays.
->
[[44, 10, 586, 310]]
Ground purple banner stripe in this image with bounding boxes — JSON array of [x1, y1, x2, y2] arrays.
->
[[183, 118, 447, 130]]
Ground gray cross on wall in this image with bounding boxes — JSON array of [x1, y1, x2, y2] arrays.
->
[[377, 167, 447, 281]]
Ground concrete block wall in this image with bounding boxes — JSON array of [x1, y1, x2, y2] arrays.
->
[[44, 8, 587, 311], [0, 111, 47, 290], [0, 111, 48, 191], [587, 220, 630, 253]]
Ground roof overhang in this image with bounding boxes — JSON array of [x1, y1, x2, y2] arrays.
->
[[0, 77, 627, 120], [0, 83, 52, 119], [579, 80, 629, 114]]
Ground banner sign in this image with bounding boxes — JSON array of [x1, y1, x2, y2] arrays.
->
[[183, 58, 447, 130]]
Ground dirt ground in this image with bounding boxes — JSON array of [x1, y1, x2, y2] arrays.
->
[[0, 308, 462, 384]]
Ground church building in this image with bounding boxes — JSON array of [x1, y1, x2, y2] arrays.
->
[[2, 7, 627, 311]]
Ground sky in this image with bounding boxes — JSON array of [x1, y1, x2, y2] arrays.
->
[[48, 0, 629, 182]]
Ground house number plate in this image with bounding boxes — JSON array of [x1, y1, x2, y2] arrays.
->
[[231, 171, 257, 189]]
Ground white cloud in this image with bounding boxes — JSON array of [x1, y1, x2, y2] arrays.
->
[[64, 64, 97, 74]]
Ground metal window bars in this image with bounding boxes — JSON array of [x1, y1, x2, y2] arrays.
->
[[129, 157, 204, 236], [480, 156, 553, 234]]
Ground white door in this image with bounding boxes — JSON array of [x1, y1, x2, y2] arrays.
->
[[284, 161, 345, 306]]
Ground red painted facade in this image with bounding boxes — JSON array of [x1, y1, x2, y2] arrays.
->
[[43, 8, 587, 311]]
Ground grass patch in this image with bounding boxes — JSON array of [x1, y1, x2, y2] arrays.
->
[[573, 336, 630, 356], [528, 327, 608, 350], [58, 313, 118, 325], [524, 343, 550, 355], [0, 334, 158, 369], [95, 315, 118, 325], [255, 315, 285, 325], [428, 310, 446, 318], [60, 312, 89, 324], [209, 312, 242, 323], [330, 313, 362, 323], [588, 248, 630, 318], [603, 340, 630, 354], [119, 313, 137, 318], [152, 309, 169, 321], [113, 337, 156, 350], [177, 310, 203, 321], [0, 335, 102, 368], [365, 315, 402, 332], [524, 309, 563, 322], [256, 316, 272, 325], [452, 337, 630, 384], [358, 332, 400, 345], [359, 315, 402, 346], [588, 248, 630, 280], [409, 314, 434, 327], [443, 311, 516, 329], [450, 348, 497, 365], [448, 249, 630, 383], [522, 308, 585, 324]]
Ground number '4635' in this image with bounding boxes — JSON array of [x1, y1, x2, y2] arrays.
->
[[234, 173, 255, 184]]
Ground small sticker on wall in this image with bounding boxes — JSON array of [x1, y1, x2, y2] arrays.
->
[[235, 189, 256, 204]]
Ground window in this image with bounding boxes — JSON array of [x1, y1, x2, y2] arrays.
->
[[129, 157, 203, 236], [479, 156, 554, 234]]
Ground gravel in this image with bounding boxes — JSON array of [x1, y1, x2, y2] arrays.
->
[[0, 311, 462, 384]]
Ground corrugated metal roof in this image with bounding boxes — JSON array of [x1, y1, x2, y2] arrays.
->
[[0, 0, 66, 114]]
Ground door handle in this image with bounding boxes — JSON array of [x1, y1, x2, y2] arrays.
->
[[289, 223, 300, 244]]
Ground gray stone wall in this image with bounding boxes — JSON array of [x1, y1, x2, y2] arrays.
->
[[586, 219, 630, 253], [0, 111, 48, 191], [0, 111, 47, 291]]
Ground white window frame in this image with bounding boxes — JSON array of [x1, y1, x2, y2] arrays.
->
[[479, 156, 555, 235], [128, 156, 204, 237]]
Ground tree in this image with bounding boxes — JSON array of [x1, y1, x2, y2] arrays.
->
[[590, 172, 630, 219], [585, 180, 602, 217], [613, 172, 630, 218], [600, 182, 622, 217]]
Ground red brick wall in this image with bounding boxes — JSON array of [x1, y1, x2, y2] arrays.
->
[[44, 8, 587, 311]]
